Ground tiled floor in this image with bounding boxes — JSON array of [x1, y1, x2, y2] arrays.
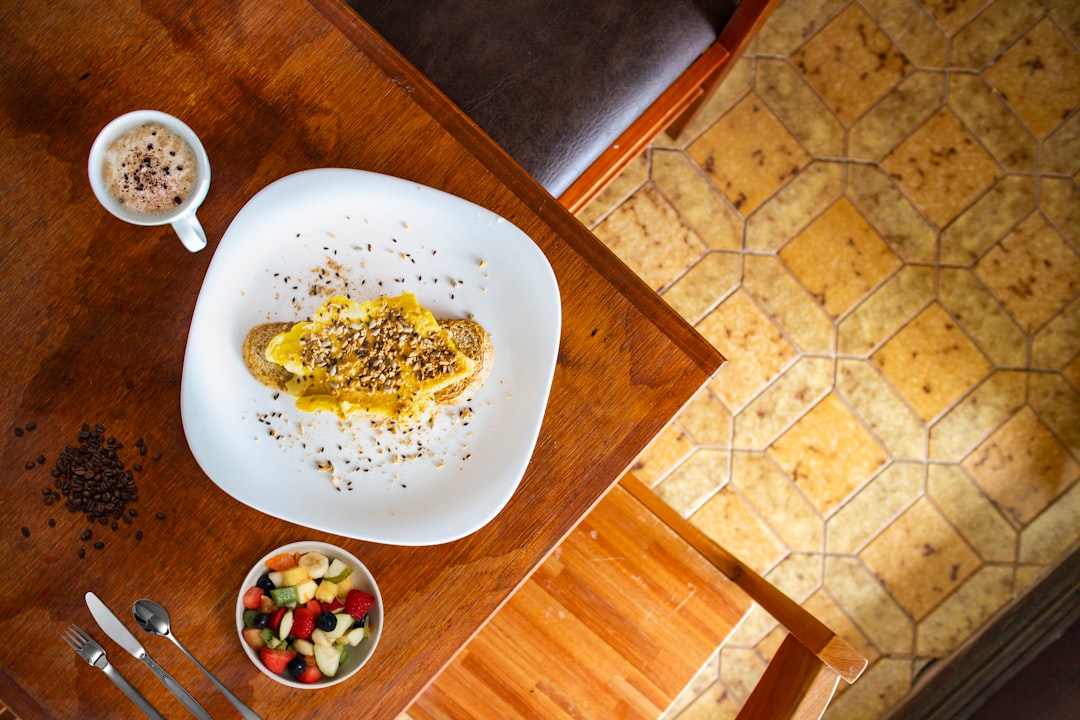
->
[[578, 1, 1080, 718]]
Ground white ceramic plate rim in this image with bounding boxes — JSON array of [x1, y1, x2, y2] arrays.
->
[[181, 169, 560, 544]]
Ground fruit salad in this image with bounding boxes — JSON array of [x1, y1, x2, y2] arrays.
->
[[240, 549, 376, 684]]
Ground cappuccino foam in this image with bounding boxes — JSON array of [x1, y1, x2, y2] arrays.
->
[[103, 122, 197, 215]]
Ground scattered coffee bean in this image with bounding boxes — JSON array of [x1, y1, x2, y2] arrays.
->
[[14, 426, 24, 437], [26, 422, 37, 431], [111, 521, 118, 531], [133, 463, 143, 472], [48, 518, 56, 527], [78, 548, 86, 559], [21, 527, 30, 538], [155, 512, 166, 520], [25, 461, 35, 469], [37, 455, 45, 464], [93, 541, 104, 550], [81, 529, 92, 541], [135, 530, 143, 541], [129, 508, 139, 517], [152, 452, 162, 461]]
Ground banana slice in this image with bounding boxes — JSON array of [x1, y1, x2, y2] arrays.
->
[[299, 551, 330, 579]]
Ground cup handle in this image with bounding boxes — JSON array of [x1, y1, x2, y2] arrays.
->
[[171, 213, 207, 252]]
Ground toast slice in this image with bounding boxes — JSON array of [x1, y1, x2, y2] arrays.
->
[[242, 317, 492, 406], [433, 319, 493, 405], [242, 322, 295, 391]]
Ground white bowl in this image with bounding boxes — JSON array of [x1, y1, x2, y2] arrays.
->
[[235, 541, 382, 688]]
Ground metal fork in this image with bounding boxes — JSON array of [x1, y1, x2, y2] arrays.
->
[[62, 625, 165, 720]]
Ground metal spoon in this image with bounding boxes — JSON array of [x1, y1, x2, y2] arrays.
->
[[133, 599, 263, 720]]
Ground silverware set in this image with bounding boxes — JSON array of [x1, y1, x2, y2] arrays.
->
[[62, 625, 165, 720], [64, 593, 263, 720]]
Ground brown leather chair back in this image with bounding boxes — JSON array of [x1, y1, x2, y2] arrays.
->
[[346, 0, 737, 196]]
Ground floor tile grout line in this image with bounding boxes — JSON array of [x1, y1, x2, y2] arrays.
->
[[825, 465, 927, 559]]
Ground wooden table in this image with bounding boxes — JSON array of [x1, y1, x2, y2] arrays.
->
[[0, 2, 723, 718]]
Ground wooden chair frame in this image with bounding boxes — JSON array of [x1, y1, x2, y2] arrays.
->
[[621, 472, 868, 718], [558, 0, 781, 214]]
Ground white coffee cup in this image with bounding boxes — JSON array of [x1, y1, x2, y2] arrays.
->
[[88, 110, 211, 252]]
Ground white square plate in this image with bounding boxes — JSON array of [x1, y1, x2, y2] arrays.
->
[[181, 169, 560, 545]]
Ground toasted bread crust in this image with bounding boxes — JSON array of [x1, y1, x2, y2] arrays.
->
[[242, 322, 295, 391], [242, 317, 491, 405], [434, 319, 493, 405]]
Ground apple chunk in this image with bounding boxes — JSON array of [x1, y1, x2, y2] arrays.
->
[[295, 579, 319, 605], [314, 643, 340, 677]]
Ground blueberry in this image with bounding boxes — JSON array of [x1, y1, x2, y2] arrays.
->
[[256, 573, 275, 592], [252, 613, 270, 629], [316, 612, 337, 632], [287, 656, 307, 677]]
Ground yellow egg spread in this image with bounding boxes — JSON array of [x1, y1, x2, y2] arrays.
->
[[266, 293, 473, 424]]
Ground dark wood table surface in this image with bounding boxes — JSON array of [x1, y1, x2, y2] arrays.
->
[[0, 1, 724, 718]]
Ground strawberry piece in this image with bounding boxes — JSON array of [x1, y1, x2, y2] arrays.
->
[[344, 589, 375, 620], [291, 607, 317, 640], [268, 606, 287, 631], [242, 587, 265, 610], [305, 599, 322, 615], [297, 663, 322, 683], [258, 647, 296, 675], [321, 598, 344, 613]]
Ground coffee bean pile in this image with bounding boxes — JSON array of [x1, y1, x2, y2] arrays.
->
[[53, 424, 140, 524], [15, 421, 167, 558]]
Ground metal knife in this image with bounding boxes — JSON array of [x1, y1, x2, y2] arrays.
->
[[86, 592, 213, 720]]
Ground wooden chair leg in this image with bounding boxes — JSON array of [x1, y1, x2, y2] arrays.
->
[[735, 634, 843, 720]]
